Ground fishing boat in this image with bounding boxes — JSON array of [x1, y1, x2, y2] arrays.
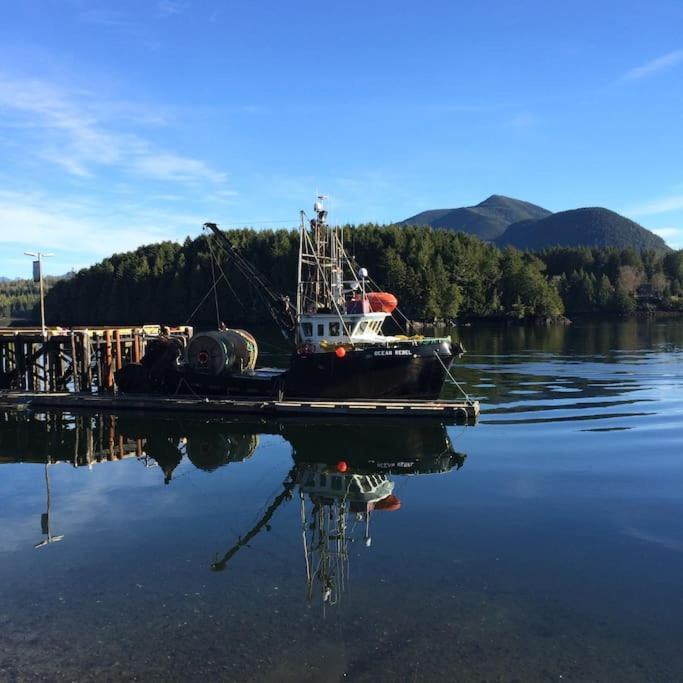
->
[[116, 196, 465, 400]]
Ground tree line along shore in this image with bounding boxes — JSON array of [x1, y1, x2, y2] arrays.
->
[[2, 225, 682, 326]]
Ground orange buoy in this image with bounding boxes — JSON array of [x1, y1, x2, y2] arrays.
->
[[366, 292, 398, 313], [335, 346, 346, 358], [337, 461, 348, 473]]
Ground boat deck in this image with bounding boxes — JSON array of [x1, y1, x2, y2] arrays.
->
[[0, 391, 479, 422]]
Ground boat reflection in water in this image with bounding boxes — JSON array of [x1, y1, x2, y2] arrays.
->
[[0, 410, 467, 606], [210, 420, 466, 608]]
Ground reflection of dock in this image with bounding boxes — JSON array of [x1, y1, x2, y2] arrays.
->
[[0, 412, 147, 467], [0, 391, 479, 422], [1, 409, 471, 591]]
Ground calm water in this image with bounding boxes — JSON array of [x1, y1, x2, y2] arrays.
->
[[1, 319, 682, 681]]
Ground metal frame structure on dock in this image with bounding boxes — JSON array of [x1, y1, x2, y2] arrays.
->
[[0, 391, 480, 422], [0, 325, 192, 393]]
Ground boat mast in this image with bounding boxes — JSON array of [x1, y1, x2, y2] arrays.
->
[[296, 196, 348, 324]]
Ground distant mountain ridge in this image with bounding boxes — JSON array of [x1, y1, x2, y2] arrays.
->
[[400, 195, 670, 251], [496, 207, 670, 252], [400, 195, 551, 240]]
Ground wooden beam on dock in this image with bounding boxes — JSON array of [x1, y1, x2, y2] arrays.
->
[[0, 391, 480, 423], [0, 325, 192, 394]]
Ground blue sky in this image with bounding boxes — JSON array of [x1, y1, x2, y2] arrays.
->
[[0, 0, 682, 277]]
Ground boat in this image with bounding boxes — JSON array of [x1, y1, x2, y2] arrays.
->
[[115, 196, 465, 400]]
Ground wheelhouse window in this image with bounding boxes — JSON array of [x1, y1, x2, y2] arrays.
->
[[329, 321, 340, 336], [301, 323, 312, 337], [317, 323, 325, 337], [331, 476, 343, 491], [358, 321, 369, 334]]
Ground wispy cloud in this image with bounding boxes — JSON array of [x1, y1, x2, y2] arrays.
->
[[158, 0, 187, 16], [651, 227, 682, 238], [131, 153, 226, 183], [79, 8, 139, 28], [0, 190, 203, 271], [0, 74, 228, 187], [651, 227, 683, 249], [622, 49, 683, 81], [627, 194, 683, 216]]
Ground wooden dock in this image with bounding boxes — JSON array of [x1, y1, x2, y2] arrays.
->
[[0, 391, 479, 422], [0, 325, 192, 392], [0, 323, 479, 423]]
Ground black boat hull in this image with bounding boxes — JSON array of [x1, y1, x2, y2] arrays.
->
[[116, 336, 457, 401], [284, 341, 454, 400]]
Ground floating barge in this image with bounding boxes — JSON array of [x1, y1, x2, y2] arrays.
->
[[0, 324, 478, 421], [0, 391, 479, 422]]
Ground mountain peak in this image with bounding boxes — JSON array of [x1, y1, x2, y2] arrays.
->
[[478, 194, 517, 205], [399, 195, 551, 240]]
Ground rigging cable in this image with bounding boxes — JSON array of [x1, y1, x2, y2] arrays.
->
[[433, 350, 473, 404], [184, 236, 248, 326], [207, 235, 222, 328]]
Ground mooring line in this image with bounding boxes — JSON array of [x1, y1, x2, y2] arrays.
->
[[433, 350, 473, 405]]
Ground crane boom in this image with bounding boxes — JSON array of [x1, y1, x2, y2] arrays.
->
[[203, 222, 297, 342]]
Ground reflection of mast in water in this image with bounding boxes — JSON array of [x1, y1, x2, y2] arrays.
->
[[211, 468, 296, 572], [207, 418, 467, 609], [34, 462, 64, 549], [298, 464, 399, 608], [1, 411, 468, 587], [210, 462, 403, 609]]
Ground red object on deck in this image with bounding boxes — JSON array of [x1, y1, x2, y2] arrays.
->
[[374, 494, 401, 512], [366, 292, 398, 313], [335, 346, 346, 358], [337, 460, 348, 473]]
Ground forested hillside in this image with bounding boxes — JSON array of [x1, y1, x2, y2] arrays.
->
[[0, 280, 38, 319], [538, 246, 683, 314], [44, 226, 563, 325], [42, 225, 683, 326], [0, 276, 63, 321], [497, 208, 670, 252]]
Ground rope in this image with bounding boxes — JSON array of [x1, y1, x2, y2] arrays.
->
[[184, 277, 225, 325], [433, 350, 473, 404], [184, 238, 247, 326], [207, 239, 247, 313]]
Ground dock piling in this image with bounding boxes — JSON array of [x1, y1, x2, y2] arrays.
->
[[0, 325, 192, 394]]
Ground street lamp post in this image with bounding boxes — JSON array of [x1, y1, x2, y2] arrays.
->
[[24, 251, 54, 339]]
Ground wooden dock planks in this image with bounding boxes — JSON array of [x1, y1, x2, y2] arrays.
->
[[0, 391, 479, 423]]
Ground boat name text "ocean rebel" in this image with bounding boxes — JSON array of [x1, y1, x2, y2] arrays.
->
[[373, 349, 412, 357]]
